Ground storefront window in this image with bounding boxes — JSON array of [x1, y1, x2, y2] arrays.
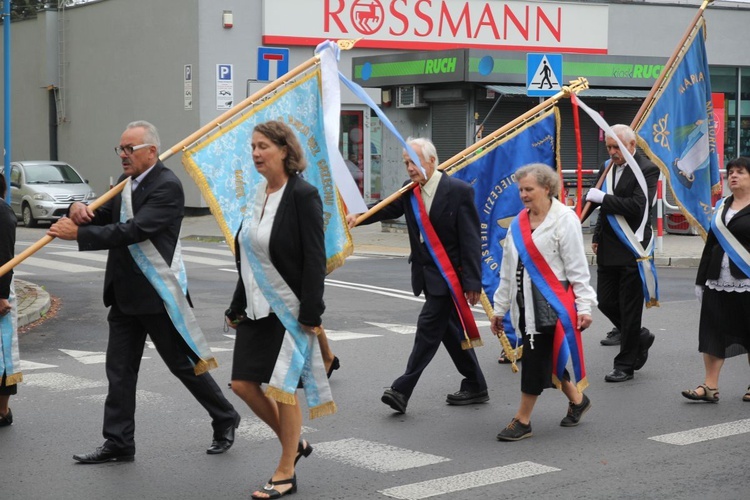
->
[[340, 110, 364, 197], [369, 114, 382, 201], [711, 67, 738, 163], [740, 68, 750, 158]]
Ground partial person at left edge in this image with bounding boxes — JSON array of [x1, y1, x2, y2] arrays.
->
[[48, 120, 240, 463], [1, 173, 21, 427]]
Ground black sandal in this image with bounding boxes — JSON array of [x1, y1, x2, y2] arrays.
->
[[295, 439, 313, 465], [251, 475, 297, 499]]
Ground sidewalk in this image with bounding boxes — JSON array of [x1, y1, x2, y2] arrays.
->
[[15, 214, 705, 328]]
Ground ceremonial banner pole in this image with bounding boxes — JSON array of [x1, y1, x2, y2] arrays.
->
[[580, 0, 714, 222], [353, 78, 590, 227], [0, 49, 340, 278]]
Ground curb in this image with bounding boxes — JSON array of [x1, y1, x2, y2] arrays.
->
[[15, 279, 51, 328]]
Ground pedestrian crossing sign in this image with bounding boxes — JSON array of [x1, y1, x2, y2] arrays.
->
[[526, 53, 563, 97]]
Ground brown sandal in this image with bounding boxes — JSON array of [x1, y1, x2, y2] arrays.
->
[[743, 385, 750, 402], [681, 384, 719, 403]]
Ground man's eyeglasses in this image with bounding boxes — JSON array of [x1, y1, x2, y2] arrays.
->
[[114, 144, 154, 156]]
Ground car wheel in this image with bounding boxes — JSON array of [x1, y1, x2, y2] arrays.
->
[[22, 203, 38, 228]]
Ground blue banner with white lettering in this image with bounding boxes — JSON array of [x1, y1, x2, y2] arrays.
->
[[446, 108, 559, 346], [635, 17, 721, 240]]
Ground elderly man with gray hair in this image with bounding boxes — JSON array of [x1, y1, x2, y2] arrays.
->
[[585, 124, 659, 383]]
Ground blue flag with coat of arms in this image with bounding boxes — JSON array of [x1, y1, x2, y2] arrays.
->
[[635, 16, 721, 240], [445, 108, 559, 353]]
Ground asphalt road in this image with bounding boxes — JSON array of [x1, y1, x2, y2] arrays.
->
[[2, 227, 748, 500]]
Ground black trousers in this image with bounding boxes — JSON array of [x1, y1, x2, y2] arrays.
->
[[596, 264, 646, 373], [102, 304, 236, 453], [392, 293, 487, 399]]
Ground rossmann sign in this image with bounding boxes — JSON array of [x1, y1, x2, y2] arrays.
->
[[263, 0, 609, 54]]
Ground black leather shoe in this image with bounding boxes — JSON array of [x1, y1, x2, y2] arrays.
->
[[0, 408, 12, 427], [207, 413, 241, 455], [604, 369, 633, 383], [600, 327, 621, 346], [73, 446, 135, 464], [446, 389, 489, 405], [382, 388, 408, 414], [634, 328, 655, 371]]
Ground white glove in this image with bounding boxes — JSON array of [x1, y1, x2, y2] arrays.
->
[[695, 285, 703, 304], [586, 188, 605, 204]]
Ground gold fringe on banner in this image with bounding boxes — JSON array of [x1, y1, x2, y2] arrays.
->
[[309, 401, 338, 420], [4, 373, 23, 386], [265, 386, 297, 406], [193, 358, 219, 376]]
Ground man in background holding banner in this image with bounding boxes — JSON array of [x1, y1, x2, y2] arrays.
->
[[586, 125, 659, 383], [346, 138, 488, 414], [49, 121, 239, 463]]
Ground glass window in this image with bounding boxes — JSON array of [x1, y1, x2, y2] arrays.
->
[[740, 68, 750, 158], [710, 67, 738, 164]]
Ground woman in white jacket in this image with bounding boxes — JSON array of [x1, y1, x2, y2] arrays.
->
[[491, 163, 597, 441]]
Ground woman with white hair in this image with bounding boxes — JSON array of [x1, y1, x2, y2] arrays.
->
[[491, 163, 597, 441]]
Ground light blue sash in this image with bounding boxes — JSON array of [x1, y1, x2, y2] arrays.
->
[[120, 178, 217, 374], [711, 197, 750, 278], [238, 181, 335, 419], [0, 278, 21, 385], [601, 165, 660, 307]]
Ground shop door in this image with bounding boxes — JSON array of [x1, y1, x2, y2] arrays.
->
[[340, 110, 365, 198]]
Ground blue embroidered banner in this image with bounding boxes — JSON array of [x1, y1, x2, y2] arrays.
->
[[446, 108, 559, 347], [182, 69, 352, 273], [635, 17, 721, 240]]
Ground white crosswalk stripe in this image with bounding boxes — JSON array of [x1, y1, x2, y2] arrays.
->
[[60, 348, 109, 365], [366, 322, 417, 335], [325, 329, 382, 341], [20, 256, 101, 273], [49, 251, 108, 263], [379, 462, 560, 499], [24, 372, 108, 391], [313, 438, 449, 472], [649, 419, 750, 445], [19, 360, 58, 371]]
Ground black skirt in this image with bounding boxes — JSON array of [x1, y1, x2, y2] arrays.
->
[[698, 288, 750, 359], [518, 307, 569, 396], [231, 314, 286, 383], [0, 372, 18, 396]]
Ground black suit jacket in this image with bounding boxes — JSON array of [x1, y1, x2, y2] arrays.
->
[[361, 174, 481, 296], [592, 152, 660, 266], [230, 174, 326, 327], [77, 161, 184, 315], [696, 196, 750, 283]]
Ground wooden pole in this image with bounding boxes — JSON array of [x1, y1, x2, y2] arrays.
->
[[579, 0, 713, 222], [0, 40, 366, 278], [352, 78, 590, 226]]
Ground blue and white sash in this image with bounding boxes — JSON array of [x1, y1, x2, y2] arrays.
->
[[711, 197, 750, 278], [602, 167, 660, 307], [239, 182, 335, 419], [0, 278, 21, 386], [120, 178, 217, 375]]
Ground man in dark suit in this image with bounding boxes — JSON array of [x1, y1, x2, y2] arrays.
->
[[347, 137, 487, 413], [48, 121, 239, 463], [585, 124, 659, 382]]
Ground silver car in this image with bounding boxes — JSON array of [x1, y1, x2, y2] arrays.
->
[[9, 161, 96, 227]]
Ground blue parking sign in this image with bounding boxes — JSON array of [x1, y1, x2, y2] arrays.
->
[[218, 64, 232, 81]]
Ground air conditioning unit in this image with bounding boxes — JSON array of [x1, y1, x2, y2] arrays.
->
[[397, 86, 427, 108]]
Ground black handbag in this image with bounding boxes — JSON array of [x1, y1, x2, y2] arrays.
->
[[531, 280, 569, 334]]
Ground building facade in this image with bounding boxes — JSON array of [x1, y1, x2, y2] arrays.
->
[[2, 0, 750, 207]]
